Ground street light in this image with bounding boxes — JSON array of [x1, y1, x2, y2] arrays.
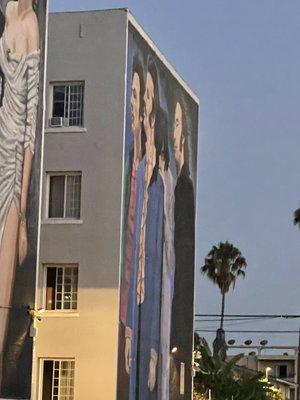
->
[[265, 367, 272, 380]]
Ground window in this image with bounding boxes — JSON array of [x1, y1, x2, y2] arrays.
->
[[278, 364, 287, 378], [45, 265, 78, 311], [290, 388, 295, 400], [41, 359, 75, 400], [51, 82, 84, 127], [48, 173, 82, 219]]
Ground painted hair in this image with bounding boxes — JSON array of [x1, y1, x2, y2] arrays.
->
[[132, 54, 145, 120], [132, 54, 146, 158], [157, 107, 170, 171], [177, 96, 190, 176], [146, 57, 171, 182], [147, 56, 160, 130]]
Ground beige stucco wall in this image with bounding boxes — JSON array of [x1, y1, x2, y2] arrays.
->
[[34, 289, 119, 399]]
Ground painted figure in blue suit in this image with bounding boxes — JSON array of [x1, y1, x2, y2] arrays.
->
[[136, 57, 164, 399], [123, 57, 147, 399], [117, 54, 145, 400], [126, 56, 164, 399]]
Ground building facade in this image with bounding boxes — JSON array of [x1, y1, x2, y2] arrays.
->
[[30, 9, 199, 400], [236, 351, 298, 400]]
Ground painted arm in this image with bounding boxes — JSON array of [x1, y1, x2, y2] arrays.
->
[[19, 19, 40, 264], [124, 164, 144, 373], [148, 182, 164, 391]]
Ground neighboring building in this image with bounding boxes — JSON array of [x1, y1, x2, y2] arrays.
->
[[31, 9, 199, 400], [235, 350, 298, 400]]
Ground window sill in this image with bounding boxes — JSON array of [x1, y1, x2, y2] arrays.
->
[[42, 219, 83, 225], [45, 126, 87, 134], [43, 311, 79, 318]]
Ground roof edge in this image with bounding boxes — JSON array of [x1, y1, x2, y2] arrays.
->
[[127, 11, 199, 105], [50, 8, 129, 15]]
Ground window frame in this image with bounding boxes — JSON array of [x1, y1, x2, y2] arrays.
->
[[48, 81, 85, 129], [38, 358, 75, 400], [43, 264, 79, 314], [45, 171, 82, 223]]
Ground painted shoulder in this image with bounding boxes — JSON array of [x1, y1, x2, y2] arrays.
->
[[5, 1, 17, 22], [25, 10, 39, 51]]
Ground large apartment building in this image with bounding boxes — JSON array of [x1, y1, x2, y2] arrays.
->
[[34, 10, 128, 399], [0, 8, 199, 400]]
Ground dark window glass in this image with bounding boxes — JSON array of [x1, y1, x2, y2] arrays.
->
[[52, 86, 66, 118], [279, 365, 287, 378], [42, 361, 53, 400], [49, 176, 65, 218], [46, 268, 57, 311]]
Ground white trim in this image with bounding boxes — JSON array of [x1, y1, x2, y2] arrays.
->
[[127, 12, 199, 105], [45, 127, 87, 134], [180, 362, 185, 395], [42, 219, 83, 225], [32, 1, 50, 399], [42, 312, 79, 318], [192, 101, 201, 398], [63, 175, 67, 218], [45, 171, 82, 221], [47, 81, 85, 128], [115, 12, 129, 398], [43, 264, 79, 312], [37, 358, 76, 400], [48, 83, 54, 123]]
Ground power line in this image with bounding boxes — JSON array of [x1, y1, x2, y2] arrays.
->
[[195, 317, 296, 330], [195, 314, 300, 319], [195, 317, 279, 322], [195, 329, 299, 334]]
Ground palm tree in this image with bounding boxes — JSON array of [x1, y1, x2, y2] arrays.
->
[[293, 207, 300, 226], [201, 241, 247, 330]]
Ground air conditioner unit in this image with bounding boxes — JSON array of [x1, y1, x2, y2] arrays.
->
[[49, 117, 63, 127], [49, 117, 70, 127]]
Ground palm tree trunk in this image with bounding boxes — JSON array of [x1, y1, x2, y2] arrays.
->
[[220, 293, 226, 329]]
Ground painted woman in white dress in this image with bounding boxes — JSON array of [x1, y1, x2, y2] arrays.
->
[[0, 0, 40, 360]]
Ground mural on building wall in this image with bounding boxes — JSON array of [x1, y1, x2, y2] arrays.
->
[[0, 0, 47, 397], [117, 22, 198, 400]]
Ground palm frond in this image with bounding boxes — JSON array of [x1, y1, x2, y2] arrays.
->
[[201, 241, 247, 295], [294, 207, 300, 226]]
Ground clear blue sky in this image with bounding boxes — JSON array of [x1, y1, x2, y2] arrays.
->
[[51, 0, 300, 350]]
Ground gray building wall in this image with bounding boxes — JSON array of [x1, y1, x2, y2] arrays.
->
[[32, 9, 199, 399], [34, 10, 128, 399]]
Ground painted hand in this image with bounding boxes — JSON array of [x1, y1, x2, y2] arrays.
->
[[148, 348, 158, 392], [125, 336, 132, 374], [18, 220, 28, 265]]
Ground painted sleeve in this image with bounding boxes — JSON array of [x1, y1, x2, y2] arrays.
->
[[25, 52, 40, 154], [119, 160, 131, 325], [126, 167, 143, 330], [150, 182, 164, 351]]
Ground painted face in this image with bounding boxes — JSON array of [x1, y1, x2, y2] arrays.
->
[[173, 101, 183, 167], [143, 72, 155, 134], [131, 72, 141, 134]]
